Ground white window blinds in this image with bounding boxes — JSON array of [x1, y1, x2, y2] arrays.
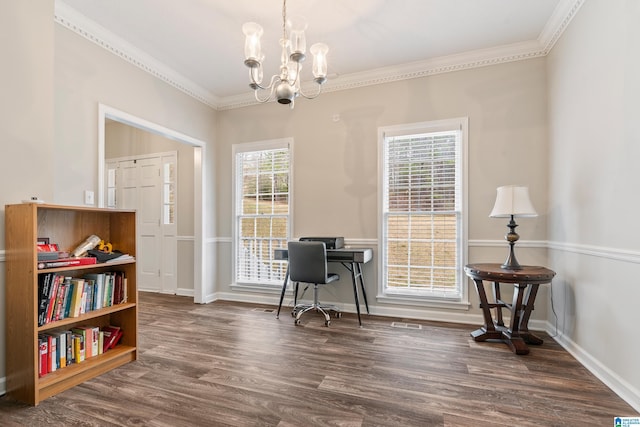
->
[[381, 123, 465, 300], [234, 142, 291, 285]]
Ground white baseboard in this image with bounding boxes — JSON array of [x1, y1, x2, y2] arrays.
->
[[550, 328, 640, 413]]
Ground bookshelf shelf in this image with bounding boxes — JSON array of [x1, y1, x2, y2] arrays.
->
[[5, 203, 138, 405], [37, 303, 137, 332], [37, 345, 136, 402], [38, 258, 136, 274]]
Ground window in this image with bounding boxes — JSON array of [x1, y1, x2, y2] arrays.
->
[[233, 139, 292, 286], [379, 118, 467, 302]]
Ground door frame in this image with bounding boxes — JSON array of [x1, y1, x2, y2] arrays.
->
[[97, 103, 206, 303]]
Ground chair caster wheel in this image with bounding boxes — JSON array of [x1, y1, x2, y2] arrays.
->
[[335, 312, 342, 318], [295, 319, 301, 325], [325, 320, 331, 327]]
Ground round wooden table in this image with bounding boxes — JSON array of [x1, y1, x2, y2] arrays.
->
[[464, 263, 556, 355]]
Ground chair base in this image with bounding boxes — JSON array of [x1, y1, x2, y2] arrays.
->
[[292, 303, 341, 327]]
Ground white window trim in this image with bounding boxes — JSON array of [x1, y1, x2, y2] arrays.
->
[[231, 137, 294, 289], [377, 118, 469, 308]]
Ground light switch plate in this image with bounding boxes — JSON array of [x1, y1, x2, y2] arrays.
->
[[84, 190, 95, 205]]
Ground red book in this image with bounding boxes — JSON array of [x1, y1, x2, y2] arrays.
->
[[45, 275, 63, 324], [37, 243, 59, 252], [38, 257, 97, 270], [38, 337, 48, 377], [102, 326, 121, 352], [110, 330, 123, 349]]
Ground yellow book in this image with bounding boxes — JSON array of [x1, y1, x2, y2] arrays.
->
[[69, 278, 85, 317]]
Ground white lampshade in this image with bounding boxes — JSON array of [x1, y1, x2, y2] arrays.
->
[[489, 185, 537, 218]]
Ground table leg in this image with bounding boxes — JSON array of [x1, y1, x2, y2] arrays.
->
[[276, 266, 289, 319], [518, 283, 543, 345], [505, 284, 530, 355], [355, 262, 370, 314], [349, 262, 363, 327], [470, 278, 502, 341], [492, 281, 504, 327]]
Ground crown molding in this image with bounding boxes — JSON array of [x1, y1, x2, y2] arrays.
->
[[218, 39, 547, 110], [54, 0, 583, 111], [538, 0, 585, 53], [54, 2, 220, 109]]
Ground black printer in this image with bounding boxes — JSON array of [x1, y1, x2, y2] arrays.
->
[[298, 236, 345, 249]]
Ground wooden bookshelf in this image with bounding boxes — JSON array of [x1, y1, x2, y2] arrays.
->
[[4, 203, 138, 405]]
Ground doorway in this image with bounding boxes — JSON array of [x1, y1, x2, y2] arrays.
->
[[97, 104, 207, 303]]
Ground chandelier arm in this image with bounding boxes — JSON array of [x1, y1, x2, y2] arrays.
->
[[249, 69, 279, 91], [297, 82, 324, 100], [253, 76, 281, 103]]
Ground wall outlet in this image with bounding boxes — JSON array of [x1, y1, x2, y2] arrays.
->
[[84, 190, 95, 205]]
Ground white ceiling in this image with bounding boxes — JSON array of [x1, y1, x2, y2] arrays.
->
[[54, 0, 582, 109]]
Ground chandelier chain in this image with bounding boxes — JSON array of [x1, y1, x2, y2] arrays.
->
[[282, 0, 287, 40]]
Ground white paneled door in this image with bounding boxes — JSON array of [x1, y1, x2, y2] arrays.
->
[[106, 152, 177, 294]]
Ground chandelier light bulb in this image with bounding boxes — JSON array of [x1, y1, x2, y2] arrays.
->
[[288, 17, 308, 62], [310, 43, 328, 82], [242, 22, 263, 66]]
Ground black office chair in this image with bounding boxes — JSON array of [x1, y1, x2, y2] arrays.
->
[[287, 241, 341, 326]]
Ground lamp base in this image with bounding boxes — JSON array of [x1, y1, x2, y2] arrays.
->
[[501, 215, 523, 270], [501, 243, 522, 270]]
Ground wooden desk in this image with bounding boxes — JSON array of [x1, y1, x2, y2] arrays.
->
[[274, 247, 373, 326], [464, 263, 556, 355]]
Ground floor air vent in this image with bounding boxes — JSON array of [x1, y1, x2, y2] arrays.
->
[[252, 308, 275, 313], [390, 322, 422, 330]]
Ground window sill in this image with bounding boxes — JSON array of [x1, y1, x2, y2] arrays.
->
[[231, 282, 283, 294], [376, 293, 470, 310]]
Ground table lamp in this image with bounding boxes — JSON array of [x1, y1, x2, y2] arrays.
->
[[489, 185, 537, 270]]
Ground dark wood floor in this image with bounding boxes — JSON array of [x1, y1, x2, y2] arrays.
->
[[1, 293, 637, 426]]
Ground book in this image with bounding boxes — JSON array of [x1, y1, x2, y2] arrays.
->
[[72, 326, 99, 359], [69, 278, 85, 318], [53, 280, 69, 321], [38, 336, 48, 377], [44, 275, 63, 324], [38, 257, 97, 270], [102, 325, 121, 352], [104, 272, 114, 307], [73, 333, 84, 363], [84, 273, 105, 310], [98, 331, 104, 355], [58, 332, 67, 368], [37, 243, 59, 252], [37, 274, 52, 326], [89, 327, 100, 357], [105, 253, 135, 263], [47, 335, 57, 372], [65, 331, 73, 365]]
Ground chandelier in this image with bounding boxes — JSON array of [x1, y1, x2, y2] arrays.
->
[[242, 0, 328, 107]]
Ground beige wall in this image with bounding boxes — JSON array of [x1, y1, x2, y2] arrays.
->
[[216, 57, 549, 322], [0, 0, 55, 390], [0, 0, 216, 385], [547, 0, 640, 409], [53, 20, 218, 301], [54, 24, 216, 207]]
